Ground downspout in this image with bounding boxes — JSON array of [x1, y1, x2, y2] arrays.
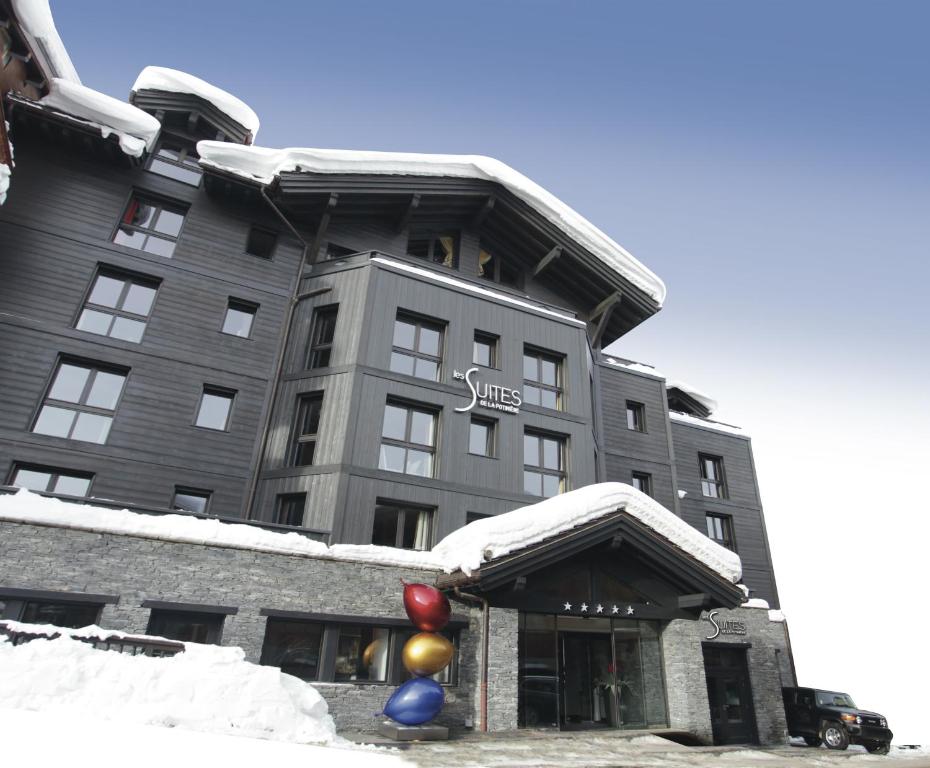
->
[[453, 588, 489, 733], [242, 186, 310, 520]]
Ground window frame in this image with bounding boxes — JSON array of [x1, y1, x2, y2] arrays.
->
[[523, 429, 567, 498], [193, 386, 236, 431], [172, 486, 213, 514], [290, 392, 324, 467], [370, 500, 434, 550], [378, 400, 439, 478], [390, 312, 445, 382], [274, 492, 307, 527], [631, 471, 653, 497], [407, 229, 459, 270], [626, 400, 646, 432], [8, 462, 94, 497], [146, 135, 203, 187], [473, 331, 499, 369], [468, 415, 497, 458], [146, 608, 225, 644], [699, 454, 728, 499], [522, 346, 564, 411], [245, 225, 278, 260], [705, 512, 736, 550], [306, 304, 339, 370], [221, 298, 259, 339], [112, 193, 187, 258], [75, 267, 160, 344]]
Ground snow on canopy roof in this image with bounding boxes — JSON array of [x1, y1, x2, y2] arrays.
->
[[132, 67, 260, 138], [11, 0, 80, 84], [38, 78, 161, 157], [669, 410, 748, 437], [666, 378, 718, 414], [196, 142, 667, 306], [432, 482, 742, 583]]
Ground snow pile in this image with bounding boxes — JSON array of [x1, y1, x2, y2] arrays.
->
[[1, 620, 176, 644], [132, 67, 260, 138], [196, 142, 666, 305], [602, 358, 666, 378], [0, 160, 10, 206], [669, 410, 748, 437], [10, 0, 80, 83], [741, 598, 770, 609], [768, 609, 786, 623], [39, 78, 161, 157], [432, 482, 742, 582], [666, 379, 718, 415], [0, 632, 340, 744]]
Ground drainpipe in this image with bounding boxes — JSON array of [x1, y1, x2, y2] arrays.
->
[[453, 588, 489, 733], [242, 186, 310, 520]]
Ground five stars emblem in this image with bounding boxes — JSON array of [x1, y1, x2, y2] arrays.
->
[[595, 604, 604, 614], [563, 602, 572, 611], [626, 605, 635, 615], [580, 602, 589, 613]]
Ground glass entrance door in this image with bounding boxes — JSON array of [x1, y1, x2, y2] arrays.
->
[[559, 632, 613, 729]]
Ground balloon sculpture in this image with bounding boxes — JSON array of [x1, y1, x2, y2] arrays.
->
[[380, 582, 453, 727]]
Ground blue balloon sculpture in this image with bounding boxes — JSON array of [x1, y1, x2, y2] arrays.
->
[[382, 677, 445, 725]]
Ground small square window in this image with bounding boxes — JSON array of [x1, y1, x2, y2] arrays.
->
[[371, 501, 433, 550], [469, 417, 496, 457], [275, 493, 306, 527], [76, 269, 159, 344], [113, 196, 186, 257], [706, 512, 735, 550], [626, 401, 646, 432], [222, 299, 258, 338], [390, 313, 444, 381], [173, 487, 212, 514], [631, 471, 652, 497], [379, 401, 437, 477], [246, 226, 277, 259], [195, 387, 235, 430], [473, 332, 498, 368]]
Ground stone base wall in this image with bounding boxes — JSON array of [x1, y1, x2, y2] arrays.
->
[[486, 607, 519, 731], [0, 520, 479, 733]]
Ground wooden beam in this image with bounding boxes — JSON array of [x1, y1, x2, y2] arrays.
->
[[678, 593, 711, 609], [589, 290, 622, 321], [309, 192, 339, 263], [471, 196, 496, 229], [533, 245, 562, 277], [395, 193, 420, 233], [609, 534, 624, 550], [590, 292, 622, 349]]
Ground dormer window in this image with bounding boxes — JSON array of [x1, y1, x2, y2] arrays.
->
[[408, 230, 458, 269], [478, 244, 520, 287], [147, 136, 202, 186]]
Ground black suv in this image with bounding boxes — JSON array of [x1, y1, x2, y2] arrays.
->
[[783, 687, 893, 755]]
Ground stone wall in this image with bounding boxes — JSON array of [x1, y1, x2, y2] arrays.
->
[[0, 520, 479, 733], [486, 607, 519, 731]]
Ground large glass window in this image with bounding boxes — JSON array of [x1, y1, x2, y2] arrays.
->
[[10, 463, 93, 497], [113, 195, 186, 257], [523, 348, 563, 410], [700, 454, 727, 498], [408, 230, 458, 269], [379, 402, 437, 477], [291, 393, 323, 466], [76, 270, 158, 344], [147, 136, 202, 186], [33, 360, 127, 444], [195, 387, 235, 430], [390, 314, 443, 381], [524, 431, 566, 498], [259, 618, 324, 681], [334, 625, 390, 682], [20, 601, 102, 629], [147, 609, 224, 644], [371, 501, 433, 550], [307, 305, 338, 369]]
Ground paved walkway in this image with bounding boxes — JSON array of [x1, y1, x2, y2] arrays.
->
[[347, 730, 930, 768]]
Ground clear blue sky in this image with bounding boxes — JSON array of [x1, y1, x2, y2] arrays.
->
[[54, 1, 930, 742]]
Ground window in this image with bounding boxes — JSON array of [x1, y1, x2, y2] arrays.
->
[[33, 360, 127, 444], [626, 401, 646, 432], [323, 242, 356, 260], [195, 387, 235, 430], [246, 226, 277, 259], [260, 618, 324, 681], [706, 513, 735, 550], [76, 269, 158, 344], [113, 195, 186, 257], [147, 136, 202, 186], [10, 463, 93, 497], [147, 609, 224, 644], [275, 493, 306, 527], [291, 393, 323, 466], [172, 487, 211, 514], [408, 230, 458, 269], [523, 348, 563, 410], [524, 431, 566, 498], [20, 601, 102, 629], [478, 244, 521, 287], [700, 454, 727, 498], [222, 299, 257, 338], [390, 314, 443, 381], [371, 501, 433, 550], [473, 331, 498, 368], [334, 625, 390, 682], [631, 471, 653, 497], [379, 402, 437, 477], [307, 305, 338, 369], [469, 417, 496, 457]]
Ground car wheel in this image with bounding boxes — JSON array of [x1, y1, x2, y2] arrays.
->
[[803, 736, 822, 747], [865, 741, 890, 755], [822, 722, 849, 750]]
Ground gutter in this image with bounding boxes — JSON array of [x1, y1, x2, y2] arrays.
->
[[453, 587, 489, 733]]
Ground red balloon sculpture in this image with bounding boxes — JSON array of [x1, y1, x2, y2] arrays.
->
[[403, 582, 451, 632]]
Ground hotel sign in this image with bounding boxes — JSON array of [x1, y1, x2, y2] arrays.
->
[[705, 610, 747, 639], [453, 367, 521, 415]]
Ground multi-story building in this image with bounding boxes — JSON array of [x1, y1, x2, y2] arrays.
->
[[0, 0, 790, 745]]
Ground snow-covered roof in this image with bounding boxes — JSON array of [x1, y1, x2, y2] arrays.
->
[[132, 66, 260, 138], [601, 357, 666, 378], [432, 482, 742, 583], [11, 0, 80, 84], [38, 78, 161, 157], [196, 142, 667, 306], [669, 410, 748, 437], [666, 378, 718, 415]]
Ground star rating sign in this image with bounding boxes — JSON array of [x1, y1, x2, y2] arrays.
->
[[563, 602, 572, 611], [626, 605, 635, 615], [611, 605, 620, 615], [580, 602, 589, 613], [595, 604, 604, 614]]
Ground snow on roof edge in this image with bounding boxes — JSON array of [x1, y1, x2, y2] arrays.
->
[[132, 66, 260, 138], [196, 142, 666, 306], [669, 410, 748, 437], [11, 0, 81, 84], [666, 378, 719, 414]]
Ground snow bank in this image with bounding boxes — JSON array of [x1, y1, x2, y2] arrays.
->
[[0, 161, 10, 206], [0, 620, 177, 644], [741, 598, 770, 609], [0, 633, 340, 744], [768, 609, 786, 623], [666, 379, 718, 415], [196, 142, 666, 305], [132, 66, 260, 138], [669, 410, 748, 437], [39, 78, 160, 157], [432, 482, 742, 582], [11, 0, 80, 83]]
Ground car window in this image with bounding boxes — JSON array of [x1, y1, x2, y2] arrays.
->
[[816, 691, 856, 708]]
